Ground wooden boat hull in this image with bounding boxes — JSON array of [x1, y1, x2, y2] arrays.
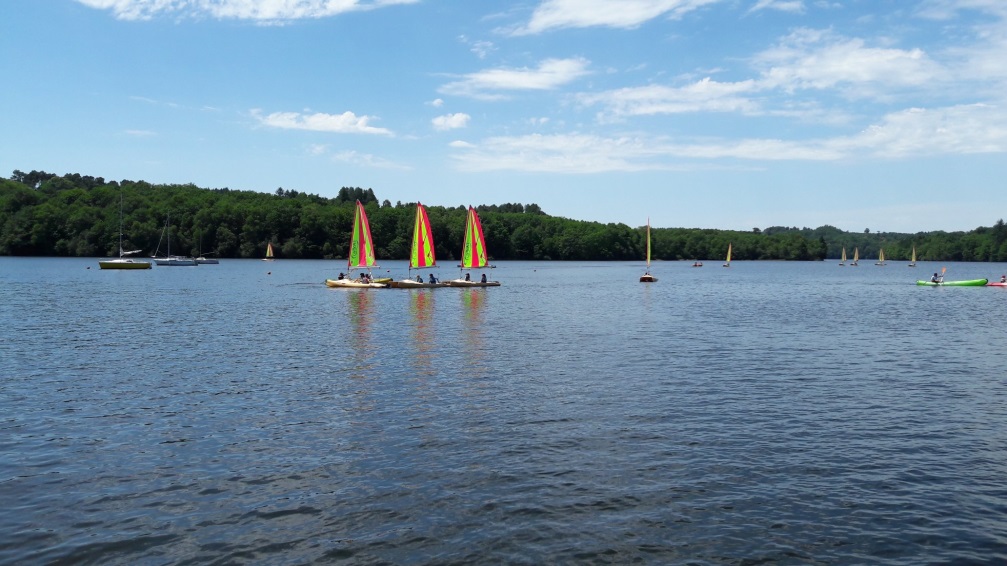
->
[[916, 279, 988, 286], [98, 259, 151, 270], [444, 279, 501, 287], [325, 279, 386, 288]]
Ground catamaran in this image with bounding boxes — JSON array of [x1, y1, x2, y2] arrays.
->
[[262, 242, 275, 261], [851, 247, 859, 266], [326, 200, 386, 288], [98, 192, 151, 270], [722, 242, 732, 268], [875, 248, 886, 266], [391, 203, 446, 288], [909, 246, 916, 267], [445, 206, 500, 287], [640, 218, 657, 282], [839, 247, 846, 266]]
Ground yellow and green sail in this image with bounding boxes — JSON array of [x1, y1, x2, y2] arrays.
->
[[348, 200, 377, 269], [410, 203, 437, 269], [460, 206, 489, 269]]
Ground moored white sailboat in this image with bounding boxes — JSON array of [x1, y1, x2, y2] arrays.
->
[[99, 192, 151, 270]]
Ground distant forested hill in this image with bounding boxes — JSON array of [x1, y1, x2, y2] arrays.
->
[[2, 170, 1005, 261]]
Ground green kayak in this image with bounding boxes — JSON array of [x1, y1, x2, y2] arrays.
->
[[916, 278, 988, 286]]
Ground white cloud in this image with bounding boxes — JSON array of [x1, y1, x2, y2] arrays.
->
[[429, 98, 445, 108], [579, 78, 761, 120], [331, 150, 411, 170], [439, 57, 591, 99], [432, 113, 471, 131], [754, 28, 946, 96], [749, 0, 805, 14], [252, 109, 392, 135], [449, 103, 1007, 172], [512, 0, 722, 34], [75, 0, 418, 21]]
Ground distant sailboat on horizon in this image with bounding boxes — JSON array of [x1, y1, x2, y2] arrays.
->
[[839, 247, 846, 266], [909, 246, 917, 267], [640, 218, 657, 282], [851, 247, 859, 266], [262, 241, 275, 261], [722, 242, 732, 268], [875, 248, 886, 266]]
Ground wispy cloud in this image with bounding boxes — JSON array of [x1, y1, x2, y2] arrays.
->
[[579, 78, 761, 121], [439, 57, 591, 99], [75, 0, 418, 21], [432, 113, 471, 131], [450, 103, 1007, 172], [510, 0, 722, 35], [749, 0, 805, 14], [252, 109, 392, 135], [124, 129, 157, 137], [331, 150, 411, 170]]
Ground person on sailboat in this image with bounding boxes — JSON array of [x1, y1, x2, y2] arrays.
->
[[428, 273, 437, 284], [480, 273, 487, 283], [416, 274, 424, 283], [338, 272, 345, 280], [464, 273, 471, 281]]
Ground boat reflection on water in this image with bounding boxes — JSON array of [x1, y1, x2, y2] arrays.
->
[[460, 288, 488, 379], [346, 290, 377, 379], [410, 290, 436, 378]]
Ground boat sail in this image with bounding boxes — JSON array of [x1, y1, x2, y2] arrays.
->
[[909, 246, 917, 267], [326, 200, 386, 288], [393, 203, 445, 288], [262, 241, 275, 261], [851, 247, 859, 266], [875, 248, 886, 266], [722, 242, 732, 268], [446, 206, 500, 287], [839, 247, 846, 266], [640, 218, 657, 282], [152, 214, 197, 266], [99, 192, 151, 270]]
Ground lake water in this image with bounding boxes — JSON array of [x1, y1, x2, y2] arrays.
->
[[2, 257, 1006, 564]]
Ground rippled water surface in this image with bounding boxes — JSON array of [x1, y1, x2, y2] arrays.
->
[[2, 257, 1007, 564]]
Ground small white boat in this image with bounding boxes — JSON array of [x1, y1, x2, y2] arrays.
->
[[152, 215, 197, 266], [99, 193, 151, 270]]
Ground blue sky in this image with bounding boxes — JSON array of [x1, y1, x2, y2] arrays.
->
[[2, 0, 1006, 233]]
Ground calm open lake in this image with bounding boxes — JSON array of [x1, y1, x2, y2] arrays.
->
[[2, 257, 1006, 564]]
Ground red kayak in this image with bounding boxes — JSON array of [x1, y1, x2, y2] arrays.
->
[[987, 281, 1007, 286]]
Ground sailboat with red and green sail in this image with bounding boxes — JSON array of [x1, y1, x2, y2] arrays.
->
[[446, 206, 500, 287], [391, 203, 446, 288], [326, 200, 387, 288]]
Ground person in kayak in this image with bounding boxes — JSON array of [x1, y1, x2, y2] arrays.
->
[[931, 273, 941, 283]]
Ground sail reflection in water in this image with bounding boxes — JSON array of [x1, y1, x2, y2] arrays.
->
[[345, 290, 377, 379], [460, 289, 489, 379], [409, 290, 436, 377]]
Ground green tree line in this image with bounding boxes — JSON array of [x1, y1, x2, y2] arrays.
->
[[1, 170, 1004, 262]]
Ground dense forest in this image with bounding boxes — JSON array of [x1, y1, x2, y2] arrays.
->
[[2, 169, 1006, 262]]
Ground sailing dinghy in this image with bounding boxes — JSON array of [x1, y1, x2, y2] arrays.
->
[[722, 242, 732, 268], [445, 206, 500, 287], [839, 247, 846, 266], [326, 200, 387, 288], [391, 203, 446, 288], [640, 218, 657, 282]]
